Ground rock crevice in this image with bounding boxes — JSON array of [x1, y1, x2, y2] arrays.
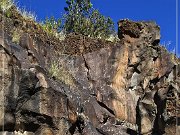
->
[[0, 15, 179, 135]]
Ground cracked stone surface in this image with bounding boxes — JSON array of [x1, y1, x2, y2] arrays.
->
[[0, 9, 180, 135]]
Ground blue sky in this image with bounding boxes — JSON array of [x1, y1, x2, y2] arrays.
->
[[17, 0, 179, 56]]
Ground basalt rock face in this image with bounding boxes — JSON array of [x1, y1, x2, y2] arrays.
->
[[0, 11, 179, 135]]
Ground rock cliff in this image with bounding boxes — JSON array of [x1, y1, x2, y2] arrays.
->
[[0, 7, 180, 135]]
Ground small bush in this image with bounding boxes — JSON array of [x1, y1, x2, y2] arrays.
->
[[49, 60, 75, 86], [41, 17, 66, 40], [41, 16, 62, 34], [5, 8, 12, 17], [11, 28, 23, 44]]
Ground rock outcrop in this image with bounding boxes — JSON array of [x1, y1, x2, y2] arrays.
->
[[0, 8, 179, 135]]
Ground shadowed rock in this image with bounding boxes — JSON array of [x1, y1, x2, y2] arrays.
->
[[0, 10, 179, 135]]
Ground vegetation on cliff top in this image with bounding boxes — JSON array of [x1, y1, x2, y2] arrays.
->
[[0, 0, 118, 42], [42, 0, 118, 41], [1, 0, 177, 86], [0, 0, 118, 85], [0, 0, 36, 20], [63, 0, 115, 39]]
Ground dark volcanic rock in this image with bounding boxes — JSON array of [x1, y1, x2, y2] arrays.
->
[[0, 14, 179, 135]]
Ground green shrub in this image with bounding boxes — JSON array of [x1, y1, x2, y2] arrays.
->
[[41, 0, 116, 41], [63, 0, 115, 39], [42, 16, 62, 34], [5, 8, 12, 17]]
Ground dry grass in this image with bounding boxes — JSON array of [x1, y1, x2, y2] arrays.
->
[[16, 7, 37, 21], [0, 0, 14, 12], [0, 0, 36, 21], [11, 28, 23, 44], [49, 60, 75, 87], [104, 33, 120, 43]]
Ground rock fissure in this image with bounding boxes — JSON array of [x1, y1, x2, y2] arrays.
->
[[0, 13, 179, 135], [97, 101, 115, 116], [82, 54, 91, 82]]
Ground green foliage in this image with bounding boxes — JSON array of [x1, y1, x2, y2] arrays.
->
[[5, 8, 12, 17], [41, 0, 116, 40], [64, 0, 92, 13], [63, 0, 115, 39], [42, 16, 62, 34], [12, 0, 116, 41]]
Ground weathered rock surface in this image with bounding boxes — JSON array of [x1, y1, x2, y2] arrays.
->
[[0, 10, 179, 135]]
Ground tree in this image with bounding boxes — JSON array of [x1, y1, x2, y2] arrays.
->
[[63, 0, 115, 39]]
